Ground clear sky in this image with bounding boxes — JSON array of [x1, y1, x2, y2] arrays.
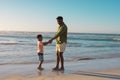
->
[[0, 0, 120, 33]]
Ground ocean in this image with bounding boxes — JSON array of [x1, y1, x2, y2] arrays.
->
[[0, 31, 120, 65]]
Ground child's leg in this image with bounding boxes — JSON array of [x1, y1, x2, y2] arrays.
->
[[38, 60, 43, 68], [38, 53, 44, 70], [38, 60, 44, 71]]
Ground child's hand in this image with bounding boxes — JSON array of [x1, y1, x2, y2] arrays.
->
[[48, 39, 53, 44]]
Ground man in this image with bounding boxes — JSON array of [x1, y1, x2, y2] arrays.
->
[[49, 16, 68, 71]]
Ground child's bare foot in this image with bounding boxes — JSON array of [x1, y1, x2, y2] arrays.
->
[[37, 67, 44, 71], [59, 67, 64, 71]]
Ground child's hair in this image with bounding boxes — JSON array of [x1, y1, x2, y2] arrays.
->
[[37, 34, 42, 41]]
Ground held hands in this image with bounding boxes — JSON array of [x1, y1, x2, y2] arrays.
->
[[48, 39, 53, 44], [44, 39, 53, 46]]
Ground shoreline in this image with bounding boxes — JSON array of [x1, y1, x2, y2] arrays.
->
[[0, 58, 120, 80], [0, 65, 120, 80]]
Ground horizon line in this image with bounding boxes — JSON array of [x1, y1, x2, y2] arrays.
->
[[0, 30, 120, 35]]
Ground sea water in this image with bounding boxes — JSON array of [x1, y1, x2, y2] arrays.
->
[[0, 31, 120, 65]]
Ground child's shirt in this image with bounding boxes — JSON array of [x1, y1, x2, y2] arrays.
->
[[37, 41, 44, 53]]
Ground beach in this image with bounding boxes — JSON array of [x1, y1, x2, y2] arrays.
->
[[1, 72, 120, 80], [0, 31, 120, 80], [0, 0, 120, 79], [0, 63, 120, 80], [0, 58, 120, 80]]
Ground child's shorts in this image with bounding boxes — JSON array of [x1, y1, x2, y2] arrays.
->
[[38, 53, 44, 61]]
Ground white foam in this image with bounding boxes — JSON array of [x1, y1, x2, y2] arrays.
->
[[113, 38, 120, 41], [0, 41, 17, 45]]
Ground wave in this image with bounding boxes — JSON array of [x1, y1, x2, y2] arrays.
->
[[0, 41, 18, 45], [0, 41, 120, 48], [1, 53, 120, 65], [0, 40, 32, 45], [68, 37, 120, 42], [85, 45, 120, 47], [113, 38, 120, 41], [77, 38, 120, 42], [1, 32, 120, 42], [0, 59, 72, 65], [72, 53, 120, 61]]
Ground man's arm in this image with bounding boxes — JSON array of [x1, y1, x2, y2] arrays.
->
[[50, 26, 66, 42]]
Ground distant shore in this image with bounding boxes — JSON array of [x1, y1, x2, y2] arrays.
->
[[0, 30, 120, 35]]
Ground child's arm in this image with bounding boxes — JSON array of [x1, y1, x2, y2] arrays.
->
[[43, 41, 50, 46]]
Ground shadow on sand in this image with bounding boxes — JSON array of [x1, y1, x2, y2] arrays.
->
[[37, 69, 120, 79], [37, 69, 64, 76], [75, 71, 120, 79]]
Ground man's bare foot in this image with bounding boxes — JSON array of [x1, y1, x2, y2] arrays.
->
[[52, 67, 59, 71]]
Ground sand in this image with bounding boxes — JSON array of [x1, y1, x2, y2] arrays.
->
[[0, 64, 120, 80], [1, 74, 113, 80], [2, 69, 120, 80], [0, 59, 120, 80]]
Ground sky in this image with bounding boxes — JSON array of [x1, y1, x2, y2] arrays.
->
[[0, 0, 120, 33]]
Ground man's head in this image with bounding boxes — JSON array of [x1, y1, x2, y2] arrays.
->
[[56, 16, 63, 25], [37, 34, 43, 41]]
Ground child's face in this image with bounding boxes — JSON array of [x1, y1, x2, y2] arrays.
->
[[38, 37, 42, 41]]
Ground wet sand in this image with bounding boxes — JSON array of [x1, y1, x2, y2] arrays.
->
[[0, 58, 120, 80]]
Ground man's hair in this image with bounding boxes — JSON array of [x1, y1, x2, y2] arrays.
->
[[56, 16, 63, 20], [37, 34, 42, 39]]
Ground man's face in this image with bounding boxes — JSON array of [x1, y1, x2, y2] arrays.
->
[[57, 19, 63, 25]]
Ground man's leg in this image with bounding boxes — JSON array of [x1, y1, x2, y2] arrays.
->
[[59, 52, 64, 70], [56, 51, 60, 68], [53, 51, 60, 70]]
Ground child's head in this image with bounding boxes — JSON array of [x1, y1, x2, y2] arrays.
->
[[37, 34, 43, 41]]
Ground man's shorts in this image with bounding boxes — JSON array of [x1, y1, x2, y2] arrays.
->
[[56, 42, 66, 52], [38, 53, 44, 61]]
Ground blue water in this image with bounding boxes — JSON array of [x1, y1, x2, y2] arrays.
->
[[0, 31, 120, 65]]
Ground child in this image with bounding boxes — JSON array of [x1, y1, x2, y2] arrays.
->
[[37, 34, 50, 71]]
